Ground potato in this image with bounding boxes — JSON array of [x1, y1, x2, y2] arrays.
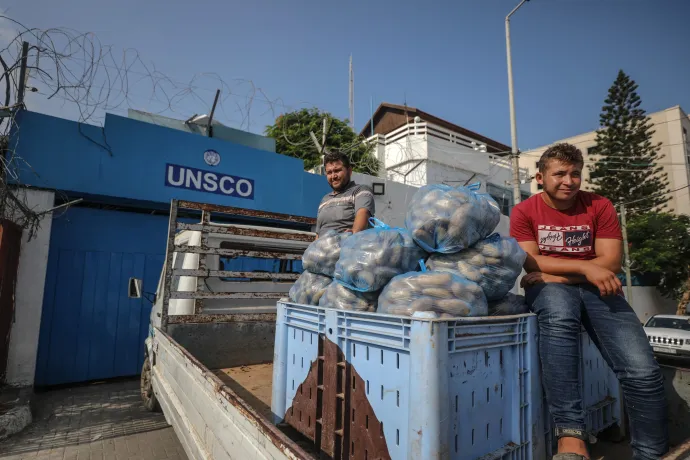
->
[[334, 225, 425, 292], [422, 287, 451, 298], [435, 299, 472, 317], [319, 282, 378, 312], [416, 272, 453, 286], [377, 270, 488, 318], [406, 184, 500, 253], [289, 271, 332, 306], [302, 231, 351, 277], [426, 234, 526, 301], [410, 297, 434, 313]]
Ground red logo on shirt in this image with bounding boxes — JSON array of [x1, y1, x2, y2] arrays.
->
[[537, 225, 592, 254]]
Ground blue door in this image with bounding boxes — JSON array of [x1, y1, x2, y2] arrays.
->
[[35, 207, 168, 386]]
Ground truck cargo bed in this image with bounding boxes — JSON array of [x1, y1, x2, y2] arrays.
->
[[212, 362, 633, 459], [213, 363, 274, 421]]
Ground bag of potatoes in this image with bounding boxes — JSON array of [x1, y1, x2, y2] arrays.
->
[[302, 230, 350, 277], [288, 271, 332, 306], [318, 281, 378, 312], [377, 265, 488, 317], [488, 293, 529, 316], [405, 183, 501, 254], [427, 234, 526, 301], [334, 218, 426, 292]]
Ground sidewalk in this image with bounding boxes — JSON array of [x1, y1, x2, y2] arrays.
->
[[0, 379, 187, 460]]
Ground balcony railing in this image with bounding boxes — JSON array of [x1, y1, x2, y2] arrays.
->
[[367, 121, 529, 179]]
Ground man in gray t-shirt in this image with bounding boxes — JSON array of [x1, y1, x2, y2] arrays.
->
[[315, 152, 375, 237]]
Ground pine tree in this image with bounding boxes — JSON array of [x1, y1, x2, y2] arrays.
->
[[589, 70, 669, 214]]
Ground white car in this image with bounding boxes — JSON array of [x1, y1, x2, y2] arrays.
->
[[643, 314, 690, 359]]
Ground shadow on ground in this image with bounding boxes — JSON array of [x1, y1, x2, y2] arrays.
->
[[0, 379, 170, 457]]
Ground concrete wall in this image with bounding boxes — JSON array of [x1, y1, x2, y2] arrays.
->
[[629, 286, 677, 322], [5, 189, 55, 387]]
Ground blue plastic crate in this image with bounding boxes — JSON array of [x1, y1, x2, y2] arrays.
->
[[271, 303, 326, 426], [272, 301, 546, 460], [580, 332, 622, 434]]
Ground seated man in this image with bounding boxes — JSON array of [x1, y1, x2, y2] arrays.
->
[[510, 143, 668, 460]]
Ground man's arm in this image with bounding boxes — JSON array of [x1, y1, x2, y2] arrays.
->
[[351, 186, 375, 234], [352, 208, 371, 233], [518, 240, 622, 296]]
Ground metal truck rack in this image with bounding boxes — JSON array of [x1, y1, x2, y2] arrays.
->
[[159, 199, 316, 331]]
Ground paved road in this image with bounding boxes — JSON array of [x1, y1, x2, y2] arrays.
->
[[0, 379, 187, 460]]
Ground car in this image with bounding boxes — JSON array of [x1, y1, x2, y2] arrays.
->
[[643, 314, 690, 360]]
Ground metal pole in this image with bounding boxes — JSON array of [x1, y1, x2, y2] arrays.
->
[[207, 89, 221, 137], [506, 0, 528, 206], [17, 41, 30, 107], [620, 204, 634, 305], [370, 96, 374, 136]]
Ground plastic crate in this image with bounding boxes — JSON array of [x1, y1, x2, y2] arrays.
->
[[543, 330, 623, 456], [271, 301, 546, 460], [580, 332, 622, 434]]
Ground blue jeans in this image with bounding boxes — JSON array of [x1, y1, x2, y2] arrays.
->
[[525, 283, 668, 460]]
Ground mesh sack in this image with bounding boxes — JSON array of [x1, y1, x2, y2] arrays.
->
[[427, 234, 526, 301], [488, 293, 529, 316], [405, 183, 501, 253], [302, 230, 350, 277], [318, 281, 378, 312], [377, 267, 488, 317], [288, 271, 332, 306], [334, 218, 426, 292]]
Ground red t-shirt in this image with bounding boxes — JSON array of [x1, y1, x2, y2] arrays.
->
[[510, 191, 622, 261]]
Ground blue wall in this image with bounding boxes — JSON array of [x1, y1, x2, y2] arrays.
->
[[13, 111, 330, 217]]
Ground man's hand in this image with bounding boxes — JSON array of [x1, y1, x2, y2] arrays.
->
[[581, 264, 622, 297]]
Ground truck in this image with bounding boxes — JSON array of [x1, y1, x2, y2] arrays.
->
[[133, 199, 690, 460]]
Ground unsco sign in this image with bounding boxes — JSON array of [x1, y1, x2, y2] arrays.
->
[[164, 163, 254, 199]]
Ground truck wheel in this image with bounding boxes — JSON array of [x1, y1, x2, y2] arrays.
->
[[141, 355, 161, 412]]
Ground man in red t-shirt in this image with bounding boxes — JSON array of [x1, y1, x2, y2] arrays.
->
[[510, 143, 667, 460]]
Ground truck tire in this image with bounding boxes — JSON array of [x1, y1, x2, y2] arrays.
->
[[141, 355, 161, 412]]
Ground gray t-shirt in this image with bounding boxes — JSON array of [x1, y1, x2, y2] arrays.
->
[[315, 181, 375, 236]]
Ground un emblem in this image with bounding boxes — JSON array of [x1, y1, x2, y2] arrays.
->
[[204, 149, 221, 167]]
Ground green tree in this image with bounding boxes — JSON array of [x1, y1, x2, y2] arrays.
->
[[626, 212, 690, 300], [265, 108, 378, 175], [589, 70, 669, 214]]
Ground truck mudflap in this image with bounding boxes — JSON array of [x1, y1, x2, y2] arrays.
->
[[151, 327, 313, 460]]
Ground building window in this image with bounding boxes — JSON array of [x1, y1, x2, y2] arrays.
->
[[587, 146, 599, 156]]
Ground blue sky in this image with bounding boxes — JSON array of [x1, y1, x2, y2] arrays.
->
[[3, 0, 689, 150]]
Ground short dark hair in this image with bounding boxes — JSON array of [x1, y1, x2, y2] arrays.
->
[[537, 143, 584, 173], [323, 152, 351, 168]]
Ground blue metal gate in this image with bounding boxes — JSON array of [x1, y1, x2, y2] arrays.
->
[[35, 207, 168, 386]]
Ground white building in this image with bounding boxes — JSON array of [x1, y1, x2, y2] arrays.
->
[[361, 103, 532, 215], [521, 105, 690, 215]]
